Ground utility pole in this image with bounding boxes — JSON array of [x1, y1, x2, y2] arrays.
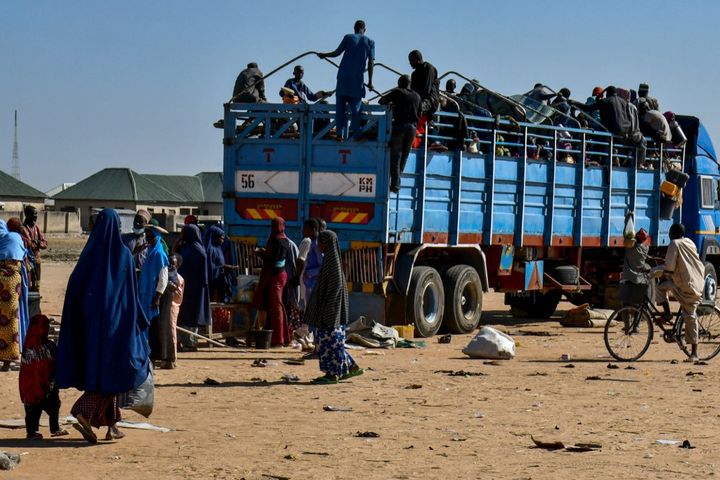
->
[[12, 110, 20, 180]]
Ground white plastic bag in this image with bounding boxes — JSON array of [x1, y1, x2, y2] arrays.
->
[[118, 369, 154, 418], [462, 327, 516, 360]]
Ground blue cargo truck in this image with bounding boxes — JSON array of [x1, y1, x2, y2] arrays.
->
[[222, 100, 719, 337]]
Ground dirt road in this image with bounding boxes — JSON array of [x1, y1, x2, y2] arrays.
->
[[0, 260, 717, 479]]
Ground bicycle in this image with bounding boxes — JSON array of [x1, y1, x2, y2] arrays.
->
[[604, 286, 720, 362]]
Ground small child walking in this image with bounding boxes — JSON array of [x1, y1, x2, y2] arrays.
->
[[19, 315, 67, 439]]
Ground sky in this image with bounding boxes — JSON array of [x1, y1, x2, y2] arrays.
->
[[1, 0, 719, 192]]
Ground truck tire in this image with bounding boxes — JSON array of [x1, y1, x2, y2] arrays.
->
[[443, 265, 483, 334], [407, 266, 445, 338], [507, 291, 562, 319], [704, 262, 717, 303]]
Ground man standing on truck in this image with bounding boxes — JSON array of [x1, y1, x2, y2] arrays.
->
[[379, 75, 421, 193], [408, 50, 439, 148], [318, 20, 375, 142], [655, 223, 704, 362]]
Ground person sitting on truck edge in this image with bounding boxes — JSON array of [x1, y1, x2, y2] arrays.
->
[[409, 49, 439, 119], [280, 65, 327, 104], [654, 223, 704, 362], [637, 83, 660, 111], [574, 86, 646, 166], [231, 62, 266, 103], [379, 75, 421, 193], [638, 100, 672, 144], [585, 86, 604, 122], [318, 20, 375, 142]]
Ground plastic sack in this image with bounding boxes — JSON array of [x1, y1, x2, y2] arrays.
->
[[118, 369, 154, 418], [462, 327, 516, 359]]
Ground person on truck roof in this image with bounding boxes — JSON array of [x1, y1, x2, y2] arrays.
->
[[444, 79, 457, 95], [574, 86, 646, 166], [318, 20, 375, 142], [379, 74, 421, 193], [408, 50, 439, 149], [525, 83, 555, 105], [638, 100, 672, 143], [280, 65, 327, 104], [654, 223, 704, 362], [232, 62, 266, 103]]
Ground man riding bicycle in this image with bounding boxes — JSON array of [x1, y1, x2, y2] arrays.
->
[[654, 223, 704, 362]]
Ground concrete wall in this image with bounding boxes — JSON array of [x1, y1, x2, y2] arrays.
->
[[0, 210, 81, 234], [0, 199, 45, 213]]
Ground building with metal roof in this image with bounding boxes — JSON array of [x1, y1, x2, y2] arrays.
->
[[52, 168, 223, 230], [0, 169, 47, 212]]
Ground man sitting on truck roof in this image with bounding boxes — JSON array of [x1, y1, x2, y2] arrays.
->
[[231, 62, 266, 103], [280, 65, 327, 104], [379, 75, 421, 193], [574, 86, 646, 166], [318, 20, 375, 142]]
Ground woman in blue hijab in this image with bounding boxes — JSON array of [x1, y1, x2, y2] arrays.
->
[[0, 219, 29, 371], [177, 224, 211, 351], [140, 227, 169, 359], [206, 225, 231, 302], [56, 208, 150, 443]]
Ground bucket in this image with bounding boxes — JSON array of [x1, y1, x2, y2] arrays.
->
[[253, 329, 273, 349], [393, 325, 415, 340], [659, 194, 677, 220], [28, 292, 41, 318]]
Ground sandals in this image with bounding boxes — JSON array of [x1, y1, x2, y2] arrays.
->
[[51, 429, 69, 437], [73, 415, 98, 444], [341, 368, 364, 380], [311, 375, 339, 385], [105, 426, 125, 441]]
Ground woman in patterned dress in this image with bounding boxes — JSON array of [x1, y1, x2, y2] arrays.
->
[[0, 219, 30, 372], [304, 230, 363, 384]]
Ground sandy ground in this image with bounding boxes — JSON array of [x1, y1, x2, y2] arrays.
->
[[0, 254, 719, 480]]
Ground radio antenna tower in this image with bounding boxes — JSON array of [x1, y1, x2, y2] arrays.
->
[[12, 110, 20, 180]]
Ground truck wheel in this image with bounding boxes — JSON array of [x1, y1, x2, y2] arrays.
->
[[507, 291, 562, 319], [443, 265, 483, 333], [407, 266, 445, 338], [704, 262, 717, 303]]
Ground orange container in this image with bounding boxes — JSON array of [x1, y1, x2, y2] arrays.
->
[[393, 325, 415, 340], [661, 180, 680, 198]]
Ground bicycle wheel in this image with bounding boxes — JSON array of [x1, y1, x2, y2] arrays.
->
[[677, 305, 720, 361], [604, 306, 654, 361]]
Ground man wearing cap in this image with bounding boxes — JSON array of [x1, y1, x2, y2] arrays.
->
[[318, 20, 375, 141], [621, 228, 651, 306], [655, 223, 704, 362], [20, 205, 48, 292], [280, 66, 327, 104], [121, 209, 152, 272]]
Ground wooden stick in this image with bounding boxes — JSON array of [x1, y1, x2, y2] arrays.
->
[[176, 325, 246, 350]]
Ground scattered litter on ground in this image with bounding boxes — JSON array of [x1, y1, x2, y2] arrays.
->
[[346, 316, 399, 348], [262, 474, 290, 480], [283, 454, 298, 460], [516, 330, 560, 337], [363, 351, 385, 356], [463, 327, 515, 359], [281, 373, 300, 383], [252, 359, 268, 367], [355, 431, 380, 438], [586, 376, 640, 383], [397, 339, 426, 348], [560, 353, 571, 361], [562, 364, 575, 369], [531, 436, 601, 452], [283, 359, 304, 365], [438, 334, 452, 344], [0, 451, 20, 470], [302, 451, 330, 456], [656, 439, 681, 445], [625, 366, 637, 370], [686, 371, 704, 376], [451, 435, 467, 442], [203, 377, 221, 385], [405, 384, 423, 389], [0, 417, 172, 433], [224, 433, 236, 438], [434, 369, 486, 377], [680, 440, 695, 449], [404, 445, 414, 449], [560, 305, 612, 328], [694, 361, 709, 366], [483, 360, 503, 366], [670, 359, 679, 364], [323, 405, 353, 412], [607, 363, 619, 369], [692, 389, 703, 392], [473, 412, 485, 418], [527, 372, 548, 376]]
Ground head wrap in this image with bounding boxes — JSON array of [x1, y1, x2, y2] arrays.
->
[[0, 219, 26, 261]]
